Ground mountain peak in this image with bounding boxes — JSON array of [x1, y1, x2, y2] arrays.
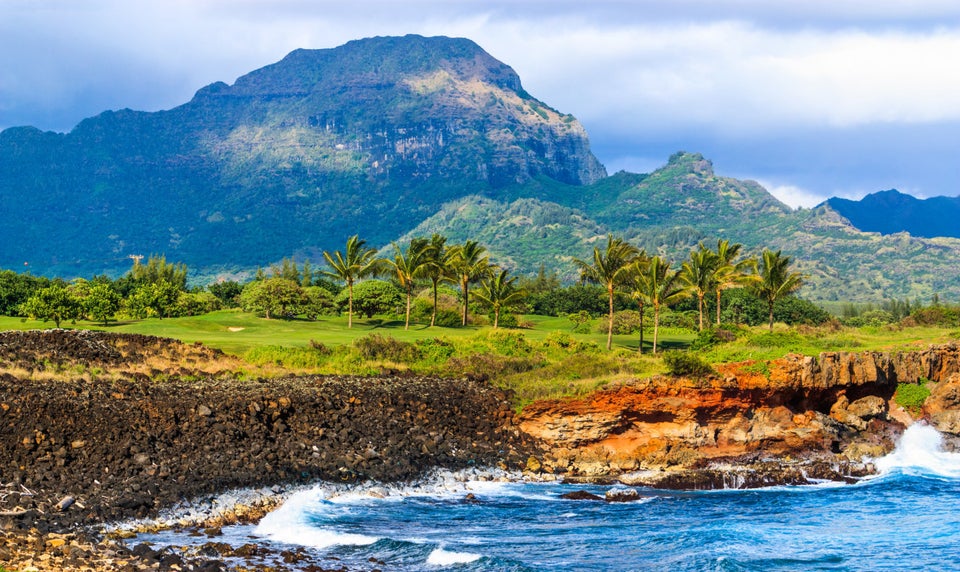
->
[[206, 35, 525, 100], [825, 189, 960, 238]]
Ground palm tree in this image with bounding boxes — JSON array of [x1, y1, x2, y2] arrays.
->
[[681, 244, 719, 332], [385, 238, 429, 330], [322, 235, 379, 328], [625, 256, 650, 354], [421, 233, 451, 327], [573, 235, 641, 350], [448, 240, 491, 326], [752, 249, 803, 331], [474, 269, 525, 328], [635, 256, 688, 354], [712, 239, 758, 326]]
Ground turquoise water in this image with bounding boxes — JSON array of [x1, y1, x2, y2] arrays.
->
[[143, 424, 960, 570]]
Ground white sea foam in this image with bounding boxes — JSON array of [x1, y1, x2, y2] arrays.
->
[[426, 547, 482, 565], [254, 494, 379, 548], [874, 423, 960, 479]]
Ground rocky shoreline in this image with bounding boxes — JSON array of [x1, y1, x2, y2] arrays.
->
[[0, 330, 535, 570], [3, 331, 960, 570]]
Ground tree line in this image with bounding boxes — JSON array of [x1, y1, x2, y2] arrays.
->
[[2, 235, 815, 343], [571, 236, 803, 353]]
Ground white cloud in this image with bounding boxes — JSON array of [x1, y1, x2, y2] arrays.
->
[[755, 180, 831, 209]]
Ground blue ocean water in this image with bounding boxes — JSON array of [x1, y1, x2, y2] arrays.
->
[[141, 424, 960, 571]]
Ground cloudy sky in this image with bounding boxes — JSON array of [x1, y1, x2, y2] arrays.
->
[[3, 0, 959, 207]]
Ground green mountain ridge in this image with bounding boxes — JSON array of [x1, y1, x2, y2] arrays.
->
[[0, 35, 603, 276], [2, 35, 959, 302], [403, 152, 960, 302]]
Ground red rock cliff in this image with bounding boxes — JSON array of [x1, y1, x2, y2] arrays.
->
[[519, 344, 960, 483]]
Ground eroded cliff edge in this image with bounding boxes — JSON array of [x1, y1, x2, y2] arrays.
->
[[519, 345, 960, 488]]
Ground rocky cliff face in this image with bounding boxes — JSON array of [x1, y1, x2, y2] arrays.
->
[[519, 344, 960, 487], [0, 35, 605, 276]]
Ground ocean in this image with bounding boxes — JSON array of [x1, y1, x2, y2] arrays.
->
[[138, 424, 960, 571]]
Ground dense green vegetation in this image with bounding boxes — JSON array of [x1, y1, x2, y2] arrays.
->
[[3, 35, 960, 305], [4, 231, 959, 407]]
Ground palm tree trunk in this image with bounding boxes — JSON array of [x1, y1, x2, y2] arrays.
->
[[638, 301, 644, 355], [606, 286, 614, 350], [768, 299, 774, 332], [494, 307, 500, 328], [461, 278, 469, 326], [716, 289, 722, 326], [431, 278, 439, 327], [404, 287, 412, 330], [653, 303, 660, 354], [347, 281, 354, 328], [698, 293, 704, 331]]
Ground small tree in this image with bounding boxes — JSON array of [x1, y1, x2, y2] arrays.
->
[[681, 244, 719, 332], [20, 284, 81, 328], [84, 283, 122, 326], [447, 240, 492, 326], [631, 256, 688, 354], [322, 236, 380, 328], [336, 280, 403, 319], [474, 269, 525, 328], [384, 238, 429, 330], [239, 277, 303, 319], [572, 235, 641, 350], [208, 280, 243, 307], [752, 249, 804, 331]]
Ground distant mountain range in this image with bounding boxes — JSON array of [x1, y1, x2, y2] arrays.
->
[[1, 34, 959, 302], [824, 190, 960, 239]]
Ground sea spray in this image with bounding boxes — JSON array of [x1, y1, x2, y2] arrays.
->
[[873, 422, 960, 479], [131, 451, 960, 571]]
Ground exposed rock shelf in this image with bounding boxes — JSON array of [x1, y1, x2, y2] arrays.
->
[[519, 344, 960, 486]]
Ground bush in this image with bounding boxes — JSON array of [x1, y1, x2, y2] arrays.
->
[[415, 338, 456, 362], [410, 289, 462, 327], [662, 351, 715, 378], [747, 331, 805, 348], [337, 280, 403, 318], [602, 310, 643, 335], [485, 330, 533, 356], [568, 311, 592, 334], [689, 327, 736, 351], [894, 380, 931, 414], [444, 353, 543, 380], [353, 333, 421, 363]]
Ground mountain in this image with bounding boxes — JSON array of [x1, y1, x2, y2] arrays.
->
[[402, 152, 960, 302], [824, 190, 960, 239], [0, 35, 604, 277], [4, 35, 960, 303]]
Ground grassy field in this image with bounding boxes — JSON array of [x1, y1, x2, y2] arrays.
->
[[0, 311, 695, 356], [2, 311, 956, 407]]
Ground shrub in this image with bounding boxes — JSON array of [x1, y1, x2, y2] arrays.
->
[[740, 361, 771, 379], [411, 290, 461, 327], [337, 280, 403, 318], [894, 380, 931, 414], [486, 330, 533, 356], [689, 327, 737, 351], [308, 339, 333, 355], [444, 353, 543, 380], [602, 310, 643, 335], [568, 310, 592, 333], [495, 312, 520, 328], [543, 331, 599, 353], [353, 333, 421, 363], [662, 351, 715, 378], [415, 338, 456, 362], [747, 331, 805, 348]]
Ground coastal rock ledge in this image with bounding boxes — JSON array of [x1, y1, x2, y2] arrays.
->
[[519, 344, 960, 487]]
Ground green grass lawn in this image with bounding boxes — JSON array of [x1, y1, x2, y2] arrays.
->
[[0, 310, 696, 356], [3, 311, 955, 407]]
